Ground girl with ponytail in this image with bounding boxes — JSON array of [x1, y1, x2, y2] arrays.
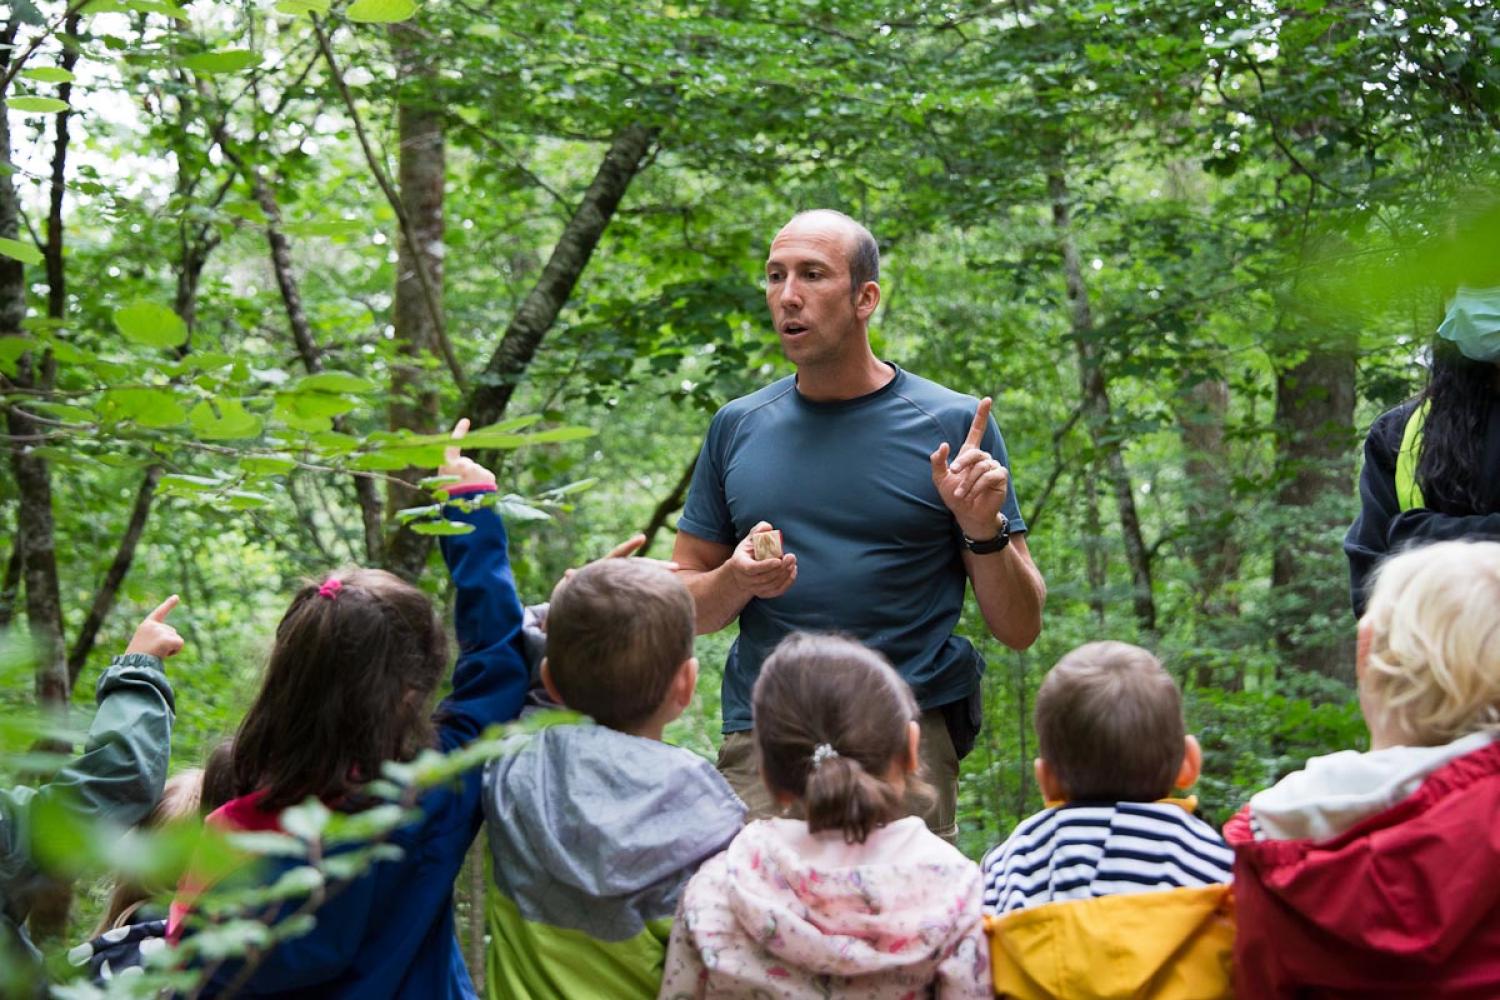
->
[[658, 632, 989, 999]]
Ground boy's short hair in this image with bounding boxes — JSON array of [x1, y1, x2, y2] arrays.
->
[[545, 559, 694, 730], [1363, 540, 1500, 745], [1034, 641, 1185, 802]]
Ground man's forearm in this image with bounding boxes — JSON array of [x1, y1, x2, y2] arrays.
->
[[965, 537, 1045, 650], [679, 563, 753, 635]]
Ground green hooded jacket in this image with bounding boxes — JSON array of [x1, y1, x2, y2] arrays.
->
[[0, 654, 174, 988]]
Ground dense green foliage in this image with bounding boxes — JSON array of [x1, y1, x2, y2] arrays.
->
[[1, 0, 1497, 990]]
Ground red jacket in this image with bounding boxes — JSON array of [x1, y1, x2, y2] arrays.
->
[[1224, 739, 1500, 999]]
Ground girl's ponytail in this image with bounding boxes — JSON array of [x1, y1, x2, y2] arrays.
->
[[753, 632, 928, 844], [803, 746, 906, 844]]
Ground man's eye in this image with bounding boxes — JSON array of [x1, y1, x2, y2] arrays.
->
[[767, 273, 784, 282]]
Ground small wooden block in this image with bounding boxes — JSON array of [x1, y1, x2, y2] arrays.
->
[[752, 530, 783, 561]]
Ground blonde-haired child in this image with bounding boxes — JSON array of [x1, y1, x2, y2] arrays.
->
[[1227, 539, 1500, 998]]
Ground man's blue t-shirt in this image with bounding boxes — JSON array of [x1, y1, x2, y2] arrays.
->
[[677, 364, 1026, 734]]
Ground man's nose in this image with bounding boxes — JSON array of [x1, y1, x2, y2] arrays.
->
[[777, 276, 802, 306]]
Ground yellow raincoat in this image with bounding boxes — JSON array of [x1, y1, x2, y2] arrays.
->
[[985, 883, 1235, 999]]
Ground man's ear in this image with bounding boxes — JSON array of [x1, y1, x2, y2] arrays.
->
[[1175, 734, 1203, 791], [855, 280, 881, 322], [1034, 758, 1067, 804], [540, 659, 565, 707]]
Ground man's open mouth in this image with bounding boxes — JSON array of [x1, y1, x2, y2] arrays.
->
[[781, 322, 808, 336]]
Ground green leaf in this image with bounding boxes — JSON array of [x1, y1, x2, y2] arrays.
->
[[395, 503, 442, 523], [183, 50, 258, 75], [239, 453, 297, 475], [103, 387, 188, 428], [113, 301, 188, 348], [20, 67, 75, 83], [276, 0, 331, 14], [345, 0, 417, 22], [222, 490, 273, 509], [294, 370, 374, 395], [190, 399, 263, 440], [225, 831, 306, 857], [83, 0, 188, 17], [158, 473, 224, 494], [6, 96, 69, 114], [126, 0, 190, 17], [408, 519, 476, 536], [276, 389, 355, 421], [494, 497, 551, 522], [0, 238, 42, 266], [280, 799, 332, 841], [0, 336, 30, 373], [26, 402, 94, 424]]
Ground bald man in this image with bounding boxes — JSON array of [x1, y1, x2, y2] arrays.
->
[[672, 210, 1046, 841]]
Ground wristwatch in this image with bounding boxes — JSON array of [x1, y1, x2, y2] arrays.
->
[[961, 513, 1011, 554]]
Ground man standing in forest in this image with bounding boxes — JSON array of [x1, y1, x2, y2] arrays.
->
[[671, 210, 1046, 840]]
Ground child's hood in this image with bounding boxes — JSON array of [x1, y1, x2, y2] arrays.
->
[[1248, 730, 1494, 842], [484, 721, 745, 938], [987, 884, 1234, 999], [1228, 735, 1500, 965], [719, 817, 983, 979]]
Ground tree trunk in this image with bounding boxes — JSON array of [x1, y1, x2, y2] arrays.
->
[[1271, 345, 1357, 681], [43, 14, 79, 322], [1176, 375, 1241, 611], [0, 22, 66, 709], [1047, 163, 1156, 635], [467, 123, 658, 427], [383, 22, 446, 582]]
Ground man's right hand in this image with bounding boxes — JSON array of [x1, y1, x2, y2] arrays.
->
[[727, 522, 797, 599], [125, 595, 185, 660]]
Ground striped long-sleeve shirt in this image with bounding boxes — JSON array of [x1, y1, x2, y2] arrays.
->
[[981, 800, 1234, 915]]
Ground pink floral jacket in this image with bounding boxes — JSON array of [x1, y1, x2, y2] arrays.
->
[[658, 817, 991, 999]]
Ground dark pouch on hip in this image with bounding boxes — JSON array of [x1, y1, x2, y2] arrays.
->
[[940, 646, 985, 761]]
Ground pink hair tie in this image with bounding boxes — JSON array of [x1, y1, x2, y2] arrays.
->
[[318, 577, 343, 600]]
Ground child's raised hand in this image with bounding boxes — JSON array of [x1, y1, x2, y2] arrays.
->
[[125, 595, 185, 660], [440, 417, 497, 490]]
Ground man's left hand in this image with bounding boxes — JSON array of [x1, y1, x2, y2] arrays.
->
[[930, 396, 1009, 540]]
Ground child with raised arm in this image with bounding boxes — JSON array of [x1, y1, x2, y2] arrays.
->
[[481, 556, 746, 1000], [1227, 539, 1500, 999], [0, 599, 180, 982], [170, 421, 530, 999], [659, 632, 990, 1000], [980, 641, 1234, 1000]]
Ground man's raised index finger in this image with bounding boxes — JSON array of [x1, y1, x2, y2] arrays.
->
[[445, 417, 471, 465], [961, 397, 993, 451], [147, 594, 180, 622]]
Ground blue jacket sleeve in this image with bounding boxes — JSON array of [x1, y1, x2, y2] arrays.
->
[[195, 856, 378, 994], [435, 494, 529, 751]]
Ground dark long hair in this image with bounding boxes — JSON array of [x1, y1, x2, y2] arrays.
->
[[752, 632, 928, 844], [231, 568, 448, 811], [1416, 341, 1498, 514]]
